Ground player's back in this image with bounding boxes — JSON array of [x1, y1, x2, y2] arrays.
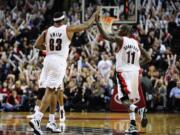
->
[[45, 25, 71, 61], [115, 37, 140, 72]]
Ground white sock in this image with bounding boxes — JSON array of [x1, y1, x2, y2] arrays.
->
[[34, 105, 39, 112], [129, 112, 136, 121], [60, 106, 64, 111], [49, 114, 55, 123], [34, 110, 43, 121], [129, 104, 137, 112]]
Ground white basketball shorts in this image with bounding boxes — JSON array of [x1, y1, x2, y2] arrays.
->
[[39, 55, 67, 90], [116, 70, 140, 102]]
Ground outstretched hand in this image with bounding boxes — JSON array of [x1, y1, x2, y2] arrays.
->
[[94, 7, 100, 22]]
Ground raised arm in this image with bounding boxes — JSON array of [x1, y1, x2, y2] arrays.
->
[[139, 44, 152, 65], [67, 16, 94, 32], [34, 30, 47, 50], [95, 15, 123, 45], [67, 8, 100, 33]]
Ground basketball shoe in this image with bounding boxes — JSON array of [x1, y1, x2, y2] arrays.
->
[[29, 119, 43, 135], [46, 122, 61, 133], [125, 124, 138, 134]]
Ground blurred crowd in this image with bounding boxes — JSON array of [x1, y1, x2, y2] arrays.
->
[[0, 0, 180, 112]]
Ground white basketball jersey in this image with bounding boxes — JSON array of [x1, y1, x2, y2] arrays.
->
[[115, 37, 140, 72], [45, 25, 71, 60]]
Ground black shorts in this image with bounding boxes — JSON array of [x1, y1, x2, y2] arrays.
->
[[37, 88, 46, 100]]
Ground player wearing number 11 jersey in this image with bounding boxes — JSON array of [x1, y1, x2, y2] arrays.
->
[[96, 15, 151, 134], [29, 8, 100, 135]]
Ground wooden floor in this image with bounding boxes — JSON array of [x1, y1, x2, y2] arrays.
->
[[0, 112, 180, 135]]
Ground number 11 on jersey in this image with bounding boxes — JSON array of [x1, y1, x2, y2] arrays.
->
[[127, 51, 135, 64]]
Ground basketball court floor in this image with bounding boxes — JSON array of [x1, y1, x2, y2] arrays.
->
[[0, 112, 180, 135]]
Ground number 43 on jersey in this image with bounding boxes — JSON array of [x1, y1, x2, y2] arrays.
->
[[49, 38, 62, 51]]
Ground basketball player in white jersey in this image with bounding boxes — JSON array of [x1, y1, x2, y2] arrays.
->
[[29, 8, 100, 135], [96, 15, 151, 134]]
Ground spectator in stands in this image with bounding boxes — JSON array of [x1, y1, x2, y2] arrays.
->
[[1, 90, 20, 111], [97, 54, 112, 82], [154, 79, 167, 111], [169, 80, 180, 112]]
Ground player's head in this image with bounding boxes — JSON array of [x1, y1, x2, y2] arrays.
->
[[53, 12, 67, 24], [118, 24, 131, 36]]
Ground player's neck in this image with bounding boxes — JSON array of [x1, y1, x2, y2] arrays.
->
[[54, 23, 63, 27]]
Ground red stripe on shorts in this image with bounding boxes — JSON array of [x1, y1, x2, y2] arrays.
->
[[117, 72, 130, 95]]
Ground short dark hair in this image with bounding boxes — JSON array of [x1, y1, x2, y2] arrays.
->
[[53, 12, 64, 23], [120, 25, 131, 35], [53, 12, 63, 19]]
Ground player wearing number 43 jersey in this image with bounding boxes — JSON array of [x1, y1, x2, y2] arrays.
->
[[96, 15, 151, 134], [29, 8, 100, 135], [40, 23, 71, 89]]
